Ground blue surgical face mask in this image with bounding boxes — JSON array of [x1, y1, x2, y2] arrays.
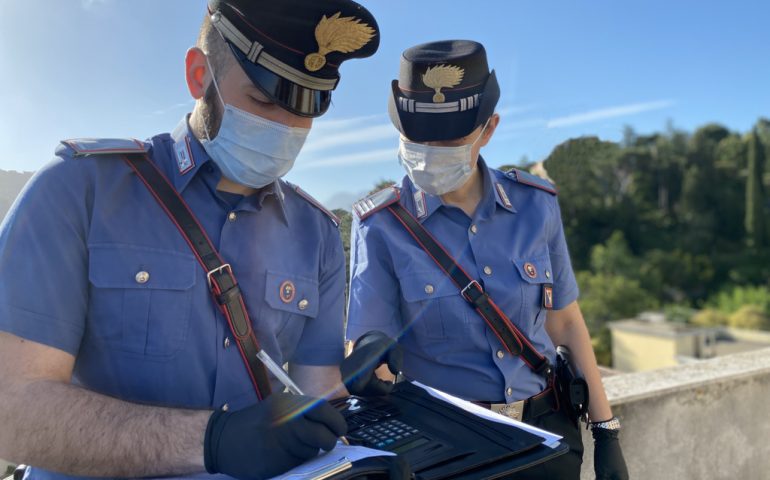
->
[[200, 59, 310, 189], [398, 122, 488, 196]]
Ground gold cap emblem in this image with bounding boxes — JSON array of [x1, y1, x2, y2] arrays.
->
[[304, 12, 376, 72], [422, 64, 465, 103]]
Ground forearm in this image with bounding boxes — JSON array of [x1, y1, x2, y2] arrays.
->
[[546, 304, 613, 422], [0, 378, 210, 477]]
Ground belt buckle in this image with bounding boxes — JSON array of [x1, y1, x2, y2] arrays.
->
[[207, 263, 233, 289], [492, 400, 525, 421], [460, 280, 483, 302]]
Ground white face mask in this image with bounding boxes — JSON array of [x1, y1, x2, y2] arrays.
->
[[398, 123, 488, 196], [200, 59, 310, 189]]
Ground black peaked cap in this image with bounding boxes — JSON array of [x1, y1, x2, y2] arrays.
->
[[208, 0, 380, 117], [388, 40, 500, 141]]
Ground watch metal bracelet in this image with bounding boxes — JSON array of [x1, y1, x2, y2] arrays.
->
[[591, 416, 621, 430]]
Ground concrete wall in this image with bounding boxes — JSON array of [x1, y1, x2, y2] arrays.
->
[[580, 347, 770, 480]]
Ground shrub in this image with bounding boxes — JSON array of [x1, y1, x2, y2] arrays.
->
[[728, 305, 770, 331], [690, 308, 729, 327], [708, 285, 770, 316]]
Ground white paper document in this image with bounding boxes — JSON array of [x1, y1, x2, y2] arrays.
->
[[411, 381, 563, 448], [268, 443, 395, 480]]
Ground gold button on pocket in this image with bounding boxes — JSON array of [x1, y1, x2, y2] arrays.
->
[[135, 271, 150, 284]]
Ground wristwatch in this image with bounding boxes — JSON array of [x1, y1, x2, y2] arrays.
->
[[590, 416, 621, 431]]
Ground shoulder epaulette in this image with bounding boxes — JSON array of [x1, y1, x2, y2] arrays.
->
[[62, 138, 148, 157], [287, 182, 340, 227], [353, 186, 401, 220], [504, 168, 558, 195]]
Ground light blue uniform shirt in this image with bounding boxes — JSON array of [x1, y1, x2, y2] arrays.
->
[[347, 158, 578, 403], [0, 117, 345, 480]]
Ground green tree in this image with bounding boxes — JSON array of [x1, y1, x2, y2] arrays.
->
[[589, 230, 639, 278], [369, 179, 397, 195], [543, 137, 622, 270], [575, 271, 658, 334], [745, 129, 766, 248], [333, 209, 353, 281]]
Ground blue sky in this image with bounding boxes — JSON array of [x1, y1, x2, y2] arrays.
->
[[1, 0, 768, 207]]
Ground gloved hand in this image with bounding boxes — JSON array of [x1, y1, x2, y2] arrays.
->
[[593, 427, 629, 480], [341, 331, 403, 396], [204, 392, 347, 480]]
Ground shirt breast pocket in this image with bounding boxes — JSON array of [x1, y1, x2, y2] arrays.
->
[[512, 253, 553, 328], [88, 244, 197, 358], [262, 271, 319, 347], [399, 270, 469, 342]]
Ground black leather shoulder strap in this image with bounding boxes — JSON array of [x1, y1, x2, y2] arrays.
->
[[121, 153, 272, 400], [386, 203, 552, 378]]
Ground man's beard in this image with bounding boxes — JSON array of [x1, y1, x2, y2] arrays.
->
[[201, 82, 224, 140]]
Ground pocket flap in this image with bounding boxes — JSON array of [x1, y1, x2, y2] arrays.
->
[[265, 271, 319, 317], [89, 244, 197, 290], [512, 254, 553, 284], [399, 270, 458, 302]]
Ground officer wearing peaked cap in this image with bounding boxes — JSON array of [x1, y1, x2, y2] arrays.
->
[[343, 41, 629, 479], [0, 1, 380, 479]]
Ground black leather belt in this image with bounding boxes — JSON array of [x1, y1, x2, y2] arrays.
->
[[474, 387, 558, 422]]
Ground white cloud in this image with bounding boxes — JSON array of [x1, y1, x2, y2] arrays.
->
[[496, 104, 539, 118], [546, 100, 675, 128], [300, 147, 396, 169], [303, 123, 396, 154], [149, 100, 195, 117], [496, 117, 547, 133], [312, 114, 387, 134]]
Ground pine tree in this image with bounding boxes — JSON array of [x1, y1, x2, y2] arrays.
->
[[745, 129, 766, 248]]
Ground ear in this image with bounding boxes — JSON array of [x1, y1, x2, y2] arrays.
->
[[479, 113, 500, 148], [185, 47, 211, 100]]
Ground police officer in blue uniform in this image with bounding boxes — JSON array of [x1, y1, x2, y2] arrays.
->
[[343, 41, 629, 479], [0, 1, 379, 479]]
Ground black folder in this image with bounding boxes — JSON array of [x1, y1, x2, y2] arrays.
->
[[330, 382, 568, 479]]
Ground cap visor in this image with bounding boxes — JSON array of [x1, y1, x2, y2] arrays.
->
[[230, 45, 331, 118]]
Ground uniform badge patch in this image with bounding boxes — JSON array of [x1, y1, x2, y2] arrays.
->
[[495, 183, 512, 209], [524, 262, 537, 279], [422, 64, 465, 103], [174, 137, 195, 174], [543, 284, 554, 310], [414, 190, 427, 219], [305, 12, 376, 72], [279, 280, 296, 304]]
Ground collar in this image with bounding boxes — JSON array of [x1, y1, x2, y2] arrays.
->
[[405, 156, 516, 222], [256, 180, 290, 226], [487, 159, 517, 215], [170, 115, 213, 193], [170, 115, 289, 224]]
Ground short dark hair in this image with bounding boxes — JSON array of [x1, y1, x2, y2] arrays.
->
[[197, 14, 235, 81]]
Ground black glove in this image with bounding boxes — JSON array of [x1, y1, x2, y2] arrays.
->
[[341, 331, 403, 396], [204, 392, 348, 480], [592, 427, 629, 480]]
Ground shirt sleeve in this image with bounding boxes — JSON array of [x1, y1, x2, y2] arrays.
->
[[290, 221, 346, 366], [346, 215, 402, 341], [548, 196, 579, 310], [0, 152, 91, 355]]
